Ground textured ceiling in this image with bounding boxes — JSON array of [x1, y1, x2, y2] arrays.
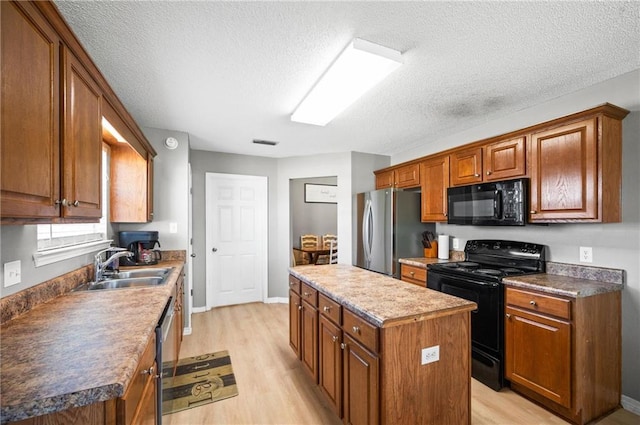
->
[[53, 1, 640, 158]]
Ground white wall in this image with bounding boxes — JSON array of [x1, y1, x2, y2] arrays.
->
[[391, 69, 640, 404]]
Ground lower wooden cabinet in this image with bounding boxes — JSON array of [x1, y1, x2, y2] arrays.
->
[[400, 263, 427, 286], [505, 286, 621, 424], [342, 334, 379, 425]]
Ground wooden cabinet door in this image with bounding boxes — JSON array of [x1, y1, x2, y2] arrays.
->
[[343, 334, 379, 425], [394, 163, 420, 188], [1, 1, 61, 219], [420, 156, 450, 222], [289, 291, 302, 359], [529, 119, 597, 221], [319, 315, 343, 417], [62, 46, 102, 219], [483, 136, 526, 181], [505, 306, 571, 408], [450, 147, 482, 186], [301, 301, 319, 383], [374, 170, 393, 189]]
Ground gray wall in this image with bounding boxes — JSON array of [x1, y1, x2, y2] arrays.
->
[[290, 176, 338, 252], [392, 70, 640, 404], [190, 151, 279, 305]]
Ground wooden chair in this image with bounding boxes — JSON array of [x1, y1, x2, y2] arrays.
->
[[317, 235, 337, 265], [300, 234, 319, 264]]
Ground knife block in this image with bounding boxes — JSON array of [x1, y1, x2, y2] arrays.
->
[[423, 241, 438, 258]]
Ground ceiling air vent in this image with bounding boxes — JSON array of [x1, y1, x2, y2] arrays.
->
[[252, 139, 279, 146]]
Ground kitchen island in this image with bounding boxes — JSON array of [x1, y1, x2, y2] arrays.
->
[[289, 264, 477, 425]]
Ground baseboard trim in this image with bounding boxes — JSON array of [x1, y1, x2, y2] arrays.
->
[[265, 297, 288, 304], [621, 395, 640, 415]]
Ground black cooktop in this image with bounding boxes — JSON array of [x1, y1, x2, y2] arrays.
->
[[427, 240, 546, 282]]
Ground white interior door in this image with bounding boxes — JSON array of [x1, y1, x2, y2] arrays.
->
[[205, 173, 267, 308]]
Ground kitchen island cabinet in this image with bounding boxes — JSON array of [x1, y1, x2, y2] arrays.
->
[[289, 264, 476, 425]]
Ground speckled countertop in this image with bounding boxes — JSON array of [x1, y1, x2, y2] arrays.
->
[[399, 257, 452, 268], [289, 264, 476, 328], [0, 260, 184, 424]]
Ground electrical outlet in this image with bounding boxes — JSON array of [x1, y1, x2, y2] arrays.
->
[[4, 260, 21, 287], [579, 246, 593, 263], [421, 345, 440, 365]]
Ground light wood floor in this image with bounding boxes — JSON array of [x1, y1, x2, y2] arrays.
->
[[165, 303, 639, 425]]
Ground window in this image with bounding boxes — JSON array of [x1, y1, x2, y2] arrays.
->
[[34, 147, 111, 266]]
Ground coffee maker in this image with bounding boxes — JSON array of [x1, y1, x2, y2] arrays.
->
[[118, 231, 162, 266]]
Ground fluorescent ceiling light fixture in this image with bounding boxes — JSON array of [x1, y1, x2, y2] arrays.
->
[[291, 38, 403, 126], [101, 117, 127, 143]]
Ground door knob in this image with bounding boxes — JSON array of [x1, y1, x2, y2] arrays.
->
[[212, 248, 218, 252]]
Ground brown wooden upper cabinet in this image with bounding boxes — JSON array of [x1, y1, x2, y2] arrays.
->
[[420, 156, 450, 222], [528, 105, 627, 223], [1, 0, 155, 224], [450, 136, 526, 186], [1, 1, 101, 223], [375, 163, 420, 189]]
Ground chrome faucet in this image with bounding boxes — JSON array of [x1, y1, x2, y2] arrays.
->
[[94, 248, 133, 282]]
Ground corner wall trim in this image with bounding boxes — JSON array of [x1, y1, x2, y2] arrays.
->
[[621, 395, 640, 415]]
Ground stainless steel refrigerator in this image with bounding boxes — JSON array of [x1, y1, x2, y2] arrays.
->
[[355, 189, 435, 278]]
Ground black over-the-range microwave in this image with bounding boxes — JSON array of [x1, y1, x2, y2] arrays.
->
[[447, 178, 528, 226]]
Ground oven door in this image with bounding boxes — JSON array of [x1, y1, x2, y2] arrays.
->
[[427, 271, 502, 353]]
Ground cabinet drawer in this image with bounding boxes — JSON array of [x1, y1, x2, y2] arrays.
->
[[289, 275, 301, 295], [301, 282, 318, 307], [506, 287, 571, 320], [400, 264, 426, 285], [343, 308, 378, 353], [119, 333, 156, 425], [319, 293, 341, 325]]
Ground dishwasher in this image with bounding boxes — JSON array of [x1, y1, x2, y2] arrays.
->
[[156, 297, 175, 424]]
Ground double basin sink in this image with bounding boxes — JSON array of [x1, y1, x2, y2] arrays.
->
[[75, 267, 173, 291]]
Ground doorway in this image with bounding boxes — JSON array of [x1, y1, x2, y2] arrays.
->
[[205, 173, 268, 308], [289, 176, 338, 265]]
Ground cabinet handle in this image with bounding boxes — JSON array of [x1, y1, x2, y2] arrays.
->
[[332, 335, 338, 343], [352, 326, 360, 334], [323, 306, 331, 312], [530, 210, 537, 214], [486, 171, 492, 175], [529, 300, 537, 306]]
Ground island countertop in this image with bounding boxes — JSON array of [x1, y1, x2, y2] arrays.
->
[[289, 264, 476, 328], [0, 260, 184, 424]]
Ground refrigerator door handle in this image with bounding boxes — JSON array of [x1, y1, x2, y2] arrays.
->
[[363, 199, 373, 264]]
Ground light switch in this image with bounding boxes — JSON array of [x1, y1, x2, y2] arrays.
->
[[4, 260, 21, 287]]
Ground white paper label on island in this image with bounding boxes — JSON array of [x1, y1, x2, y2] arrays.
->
[[438, 234, 449, 259], [421, 345, 440, 365]]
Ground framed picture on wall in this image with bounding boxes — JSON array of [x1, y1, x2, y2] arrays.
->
[[305, 184, 337, 204]]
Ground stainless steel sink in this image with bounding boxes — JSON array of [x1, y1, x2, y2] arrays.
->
[[105, 267, 173, 279], [74, 267, 173, 291]]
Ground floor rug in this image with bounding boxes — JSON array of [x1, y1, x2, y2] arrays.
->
[[162, 350, 238, 415]]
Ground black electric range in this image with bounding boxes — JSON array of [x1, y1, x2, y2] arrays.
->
[[427, 240, 546, 390]]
